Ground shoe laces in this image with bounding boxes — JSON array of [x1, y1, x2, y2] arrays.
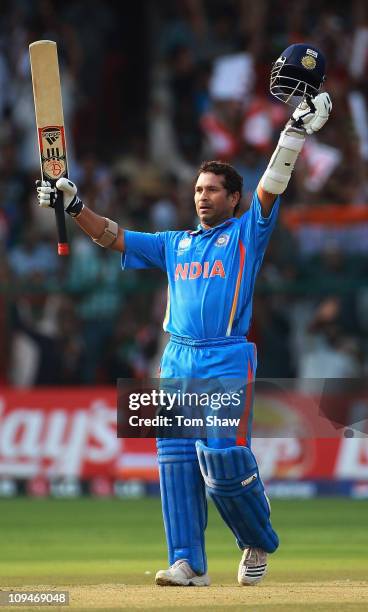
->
[[243, 547, 267, 567]]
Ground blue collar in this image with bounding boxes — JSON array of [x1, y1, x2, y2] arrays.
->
[[188, 217, 237, 235]]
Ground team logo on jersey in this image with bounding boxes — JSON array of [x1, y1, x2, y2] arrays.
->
[[177, 237, 192, 253], [215, 233, 230, 247]]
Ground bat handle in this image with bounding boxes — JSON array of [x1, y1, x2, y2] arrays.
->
[[54, 190, 69, 256]]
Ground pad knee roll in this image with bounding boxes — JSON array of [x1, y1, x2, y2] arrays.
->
[[196, 441, 279, 553]]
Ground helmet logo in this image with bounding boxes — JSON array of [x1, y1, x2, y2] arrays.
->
[[301, 55, 316, 70], [306, 48, 318, 58]]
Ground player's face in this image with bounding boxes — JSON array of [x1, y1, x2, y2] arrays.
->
[[194, 173, 239, 228]]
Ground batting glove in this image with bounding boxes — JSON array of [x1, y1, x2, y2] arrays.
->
[[36, 178, 83, 217], [291, 92, 332, 134]]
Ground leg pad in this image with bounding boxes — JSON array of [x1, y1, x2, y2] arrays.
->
[[196, 441, 279, 553], [157, 439, 207, 574]]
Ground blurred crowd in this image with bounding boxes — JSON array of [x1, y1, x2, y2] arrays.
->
[[1, 0, 368, 386]]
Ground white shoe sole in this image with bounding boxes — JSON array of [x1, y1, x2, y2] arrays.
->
[[155, 571, 210, 587]]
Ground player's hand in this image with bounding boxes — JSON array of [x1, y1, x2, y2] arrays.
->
[[36, 180, 56, 208], [291, 92, 332, 134], [36, 178, 83, 217]]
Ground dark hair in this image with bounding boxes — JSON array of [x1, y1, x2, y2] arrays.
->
[[196, 160, 243, 215]]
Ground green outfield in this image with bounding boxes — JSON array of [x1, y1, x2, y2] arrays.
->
[[0, 497, 367, 611]]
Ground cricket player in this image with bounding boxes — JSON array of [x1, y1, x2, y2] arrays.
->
[[36, 44, 331, 586]]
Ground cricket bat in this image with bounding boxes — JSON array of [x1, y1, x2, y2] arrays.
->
[[29, 40, 69, 256]]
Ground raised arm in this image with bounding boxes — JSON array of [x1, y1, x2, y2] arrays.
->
[[73, 205, 124, 252], [257, 92, 332, 217], [36, 178, 125, 252]]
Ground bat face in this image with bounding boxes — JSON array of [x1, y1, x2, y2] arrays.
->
[[30, 40, 68, 185], [29, 39, 69, 255], [38, 125, 67, 181]]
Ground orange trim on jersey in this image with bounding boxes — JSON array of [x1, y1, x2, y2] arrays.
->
[[163, 286, 170, 331], [236, 359, 254, 447], [226, 240, 245, 336]]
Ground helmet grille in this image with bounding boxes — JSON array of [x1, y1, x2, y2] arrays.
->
[[270, 56, 323, 107]]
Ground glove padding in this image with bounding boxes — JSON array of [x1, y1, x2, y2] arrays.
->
[[36, 178, 83, 217], [292, 92, 332, 134]]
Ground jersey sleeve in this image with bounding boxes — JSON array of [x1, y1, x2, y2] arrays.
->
[[121, 230, 167, 271], [240, 190, 280, 256]]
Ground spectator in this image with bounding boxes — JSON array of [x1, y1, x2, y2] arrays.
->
[[1, 1, 368, 385]]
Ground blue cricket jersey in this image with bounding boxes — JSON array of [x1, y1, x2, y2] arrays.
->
[[121, 191, 280, 340]]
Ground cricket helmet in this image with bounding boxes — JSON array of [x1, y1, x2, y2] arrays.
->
[[270, 43, 326, 106]]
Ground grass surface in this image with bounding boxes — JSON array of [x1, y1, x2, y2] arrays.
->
[[0, 497, 367, 610]]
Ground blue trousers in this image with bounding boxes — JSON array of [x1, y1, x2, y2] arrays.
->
[[157, 335, 258, 573]]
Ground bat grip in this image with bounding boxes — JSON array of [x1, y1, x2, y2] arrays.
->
[[54, 190, 69, 256]]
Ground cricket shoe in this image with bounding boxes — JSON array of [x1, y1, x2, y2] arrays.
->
[[155, 560, 210, 586], [238, 547, 267, 586]]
